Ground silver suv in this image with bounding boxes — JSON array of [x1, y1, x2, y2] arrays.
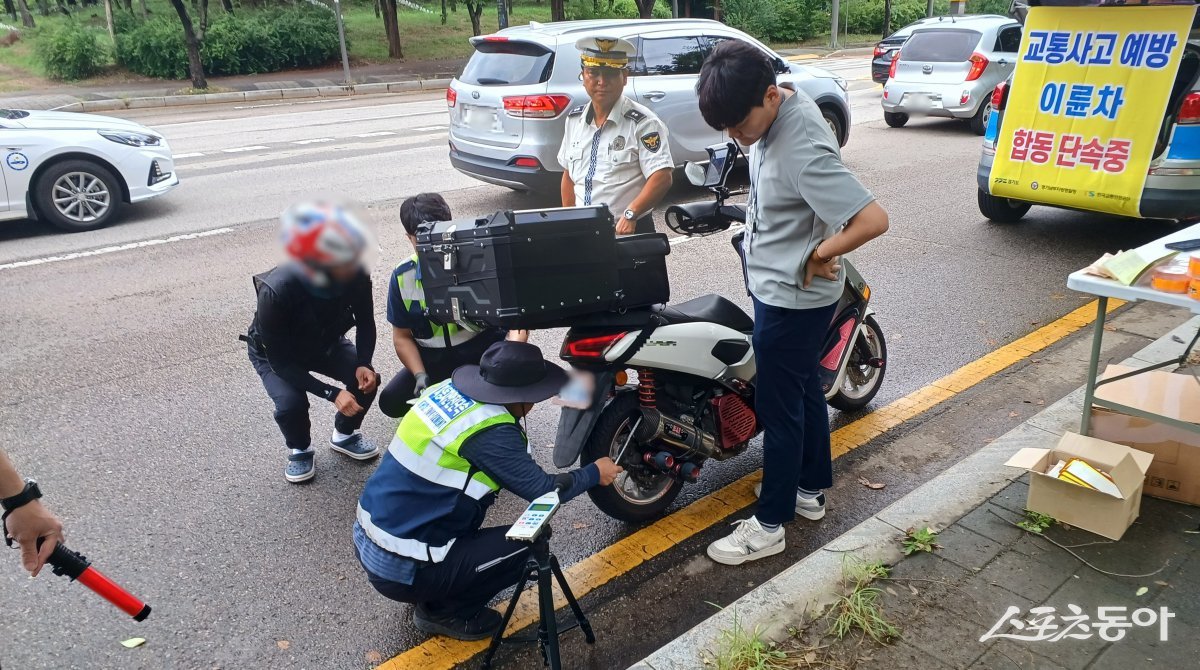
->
[[881, 16, 1022, 135], [447, 19, 852, 193]]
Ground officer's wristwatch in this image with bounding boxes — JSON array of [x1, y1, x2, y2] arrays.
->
[[623, 208, 637, 222], [1, 479, 41, 513]]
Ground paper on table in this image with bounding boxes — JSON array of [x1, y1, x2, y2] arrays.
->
[[1102, 247, 1177, 286], [1083, 253, 1118, 280]]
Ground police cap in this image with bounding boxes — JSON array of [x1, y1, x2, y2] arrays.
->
[[575, 35, 635, 70]]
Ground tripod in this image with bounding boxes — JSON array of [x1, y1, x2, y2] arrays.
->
[[481, 526, 595, 669]]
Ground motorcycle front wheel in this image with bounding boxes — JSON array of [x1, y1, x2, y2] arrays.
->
[[828, 315, 887, 412], [582, 392, 683, 523]]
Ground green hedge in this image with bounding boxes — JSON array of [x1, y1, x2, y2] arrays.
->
[[35, 21, 108, 81], [724, 0, 824, 43], [115, 6, 341, 79], [567, 0, 672, 21]]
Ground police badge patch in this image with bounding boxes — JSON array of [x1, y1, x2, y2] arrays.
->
[[640, 132, 661, 153], [610, 136, 626, 151]]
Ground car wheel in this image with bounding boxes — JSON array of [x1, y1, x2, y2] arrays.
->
[[821, 105, 846, 146], [34, 159, 123, 232], [977, 187, 1031, 223], [884, 111, 909, 128], [970, 102, 992, 136]]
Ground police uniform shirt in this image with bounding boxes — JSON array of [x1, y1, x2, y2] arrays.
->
[[386, 256, 481, 348], [557, 95, 674, 216]]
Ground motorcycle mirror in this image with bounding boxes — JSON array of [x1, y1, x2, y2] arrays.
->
[[684, 162, 707, 187]]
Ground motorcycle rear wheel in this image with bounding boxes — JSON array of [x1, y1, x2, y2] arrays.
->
[[828, 315, 887, 412], [582, 392, 683, 523]]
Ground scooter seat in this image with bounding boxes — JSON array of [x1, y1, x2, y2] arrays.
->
[[657, 294, 754, 332]]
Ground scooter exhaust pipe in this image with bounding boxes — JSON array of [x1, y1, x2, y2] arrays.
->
[[635, 408, 721, 461]]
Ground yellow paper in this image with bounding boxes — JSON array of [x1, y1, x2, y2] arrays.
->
[[1103, 248, 1175, 286], [989, 5, 1197, 217]]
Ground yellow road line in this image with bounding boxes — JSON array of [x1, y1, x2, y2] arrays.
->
[[378, 298, 1124, 670]]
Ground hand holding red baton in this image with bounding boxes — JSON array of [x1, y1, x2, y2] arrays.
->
[[41, 539, 152, 621]]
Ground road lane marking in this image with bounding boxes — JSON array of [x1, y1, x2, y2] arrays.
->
[[0, 228, 235, 271], [222, 145, 269, 153], [174, 152, 205, 159], [356, 131, 397, 138], [413, 125, 446, 131], [376, 297, 1126, 669], [292, 138, 334, 145]]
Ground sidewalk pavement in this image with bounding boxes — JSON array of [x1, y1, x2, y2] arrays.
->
[[632, 311, 1200, 670], [0, 59, 467, 112]]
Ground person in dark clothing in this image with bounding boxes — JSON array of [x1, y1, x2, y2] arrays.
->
[[245, 202, 383, 483], [377, 193, 526, 418], [355, 341, 622, 640]]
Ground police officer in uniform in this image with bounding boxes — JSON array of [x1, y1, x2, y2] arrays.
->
[[558, 36, 674, 236], [354, 341, 622, 640], [377, 193, 526, 419]]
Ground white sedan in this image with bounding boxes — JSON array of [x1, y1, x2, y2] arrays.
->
[[0, 108, 179, 232]]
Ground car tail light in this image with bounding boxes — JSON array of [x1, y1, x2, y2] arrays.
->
[[509, 156, 541, 168], [991, 81, 1009, 111], [1180, 92, 1200, 124], [562, 332, 626, 359], [888, 53, 900, 79], [446, 87, 457, 108], [873, 44, 885, 59], [503, 94, 571, 119], [961, 90, 971, 105], [482, 35, 509, 42], [966, 53, 988, 82]]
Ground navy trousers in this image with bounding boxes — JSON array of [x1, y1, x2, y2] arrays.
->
[[752, 296, 838, 527]]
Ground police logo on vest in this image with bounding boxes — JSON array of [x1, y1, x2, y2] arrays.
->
[[414, 384, 472, 433]]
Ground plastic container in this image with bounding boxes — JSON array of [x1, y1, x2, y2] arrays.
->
[[1152, 265, 1191, 293], [1190, 252, 1200, 279], [1190, 278, 1200, 301]]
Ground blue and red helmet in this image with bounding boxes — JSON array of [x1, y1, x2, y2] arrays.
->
[[279, 201, 369, 269]]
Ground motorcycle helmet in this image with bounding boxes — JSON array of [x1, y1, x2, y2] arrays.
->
[[279, 201, 370, 270]]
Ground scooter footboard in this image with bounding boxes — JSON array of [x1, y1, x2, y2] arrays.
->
[[553, 370, 617, 468]]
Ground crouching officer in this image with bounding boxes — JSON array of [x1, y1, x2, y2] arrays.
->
[[354, 341, 622, 640], [377, 193, 526, 419], [244, 202, 382, 484], [558, 35, 674, 236]]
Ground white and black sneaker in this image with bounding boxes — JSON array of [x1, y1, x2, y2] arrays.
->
[[706, 516, 785, 566], [754, 482, 826, 521]]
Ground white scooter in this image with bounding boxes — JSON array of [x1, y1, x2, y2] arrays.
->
[[552, 142, 887, 522]]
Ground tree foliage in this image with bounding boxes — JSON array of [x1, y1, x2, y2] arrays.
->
[[35, 20, 107, 80]]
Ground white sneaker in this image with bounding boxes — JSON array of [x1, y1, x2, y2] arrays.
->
[[706, 516, 785, 566], [754, 482, 826, 521]]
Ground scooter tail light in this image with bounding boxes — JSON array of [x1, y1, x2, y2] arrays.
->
[[1179, 92, 1200, 125], [562, 332, 626, 359]]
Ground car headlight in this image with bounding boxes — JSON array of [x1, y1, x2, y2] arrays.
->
[[98, 130, 161, 147]]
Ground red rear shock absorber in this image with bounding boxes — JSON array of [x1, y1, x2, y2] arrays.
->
[[637, 368, 657, 408]]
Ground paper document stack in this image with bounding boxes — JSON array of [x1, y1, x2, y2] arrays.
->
[[1046, 458, 1122, 498]]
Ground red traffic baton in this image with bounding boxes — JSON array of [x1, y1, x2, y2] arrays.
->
[[45, 541, 151, 621]]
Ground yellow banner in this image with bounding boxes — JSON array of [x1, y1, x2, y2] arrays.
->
[[989, 5, 1196, 217]]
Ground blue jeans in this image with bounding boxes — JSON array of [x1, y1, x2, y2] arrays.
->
[[752, 296, 838, 527]]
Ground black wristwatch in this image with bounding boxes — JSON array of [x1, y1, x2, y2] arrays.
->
[[1, 479, 41, 513]]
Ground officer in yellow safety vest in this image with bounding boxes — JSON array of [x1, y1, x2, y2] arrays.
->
[[354, 341, 623, 641], [377, 193, 527, 418]]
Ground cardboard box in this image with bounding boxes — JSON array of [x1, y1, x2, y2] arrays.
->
[[1092, 365, 1200, 506], [1005, 432, 1154, 541]]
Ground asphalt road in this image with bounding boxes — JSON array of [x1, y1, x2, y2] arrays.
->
[[0, 56, 1184, 669]]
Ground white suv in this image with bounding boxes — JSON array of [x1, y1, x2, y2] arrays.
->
[[447, 18, 851, 193]]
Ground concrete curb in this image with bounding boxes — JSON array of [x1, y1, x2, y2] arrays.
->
[[48, 77, 450, 113], [630, 314, 1200, 670]]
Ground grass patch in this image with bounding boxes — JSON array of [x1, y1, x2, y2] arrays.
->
[[708, 611, 795, 670], [343, 1, 553, 64], [825, 559, 899, 645], [1017, 510, 1055, 534], [901, 526, 941, 556]]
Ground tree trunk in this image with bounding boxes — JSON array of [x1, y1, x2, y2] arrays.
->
[[634, 0, 652, 18], [138, 0, 147, 19], [374, 0, 379, 18], [440, 0, 446, 24], [382, 0, 402, 59], [220, 0, 231, 13], [467, 0, 481, 36], [102, 0, 114, 39], [882, 0, 891, 36], [450, 0, 456, 12], [5, 0, 17, 21], [549, 0, 563, 21], [34, 0, 46, 15], [16, 0, 33, 26], [168, 0, 207, 89]]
